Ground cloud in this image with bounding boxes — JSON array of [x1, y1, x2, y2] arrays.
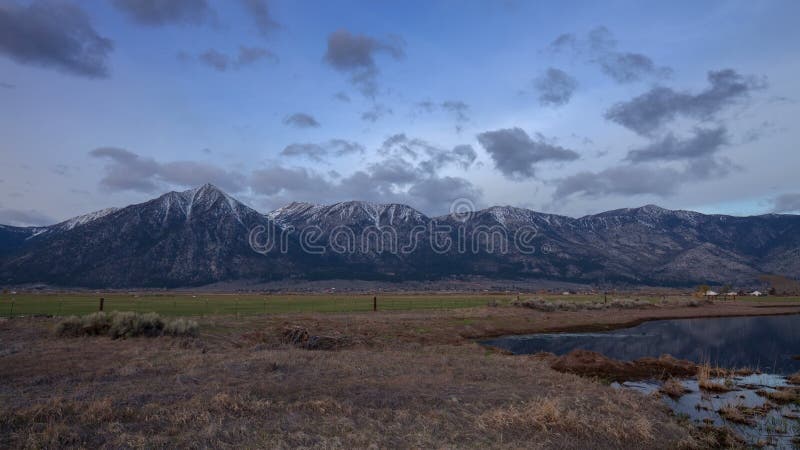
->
[[534, 68, 578, 107], [280, 139, 364, 161], [605, 69, 765, 136], [0, 0, 113, 78], [553, 165, 683, 199], [111, 0, 214, 26], [0, 82, 14, 89], [772, 193, 800, 213], [236, 45, 277, 66], [379, 134, 477, 172], [189, 46, 276, 71], [283, 113, 320, 128], [548, 26, 670, 84], [240, 0, 278, 36], [441, 100, 470, 123], [477, 128, 580, 179], [361, 103, 392, 122], [625, 127, 728, 162], [597, 52, 672, 84], [548, 33, 577, 53], [89, 147, 244, 193], [324, 29, 405, 97], [333, 91, 350, 102], [198, 49, 229, 71], [0, 207, 55, 226]]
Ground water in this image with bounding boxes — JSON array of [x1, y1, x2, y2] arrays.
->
[[482, 314, 800, 448], [482, 314, 800, 374]]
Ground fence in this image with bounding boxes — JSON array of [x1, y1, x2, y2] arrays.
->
[[0, 294, 513, 318]]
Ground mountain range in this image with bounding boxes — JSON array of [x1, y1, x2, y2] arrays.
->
[[1, 184, 798, 288]]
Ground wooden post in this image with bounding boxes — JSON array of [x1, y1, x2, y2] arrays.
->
[[99, 297, 104, 311], [9, 301, 13, 317], [604, 292, 607, 304], [373, 296, 377, 312]]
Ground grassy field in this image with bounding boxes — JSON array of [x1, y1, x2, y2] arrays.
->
[[1, 291, 796, 317]]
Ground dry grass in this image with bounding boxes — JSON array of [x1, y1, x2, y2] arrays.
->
[[697, 363, 733, 392], [660, 378, 691, 398], [718, 405, 753, 425], [787, 372, 800, 385], [0, 312, 694, 449], [757, 387, 800, 404]]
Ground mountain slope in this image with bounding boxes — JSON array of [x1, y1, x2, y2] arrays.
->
[[1, 185, 799, 287]]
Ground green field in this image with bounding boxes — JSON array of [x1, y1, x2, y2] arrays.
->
[[2, 292, 796, 318], [0, 292, 519, 317]]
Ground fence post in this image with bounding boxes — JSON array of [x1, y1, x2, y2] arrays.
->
[[9, 301, 13, 317], [58, 300, 63, 316], [373, 296, 377, 312], [99, 297, 104, 311]]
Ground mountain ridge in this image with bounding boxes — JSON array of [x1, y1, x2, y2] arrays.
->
[[1, 184, 798, 288]]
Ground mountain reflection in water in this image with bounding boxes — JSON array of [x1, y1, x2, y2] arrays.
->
[[482, 314, 800, 374]]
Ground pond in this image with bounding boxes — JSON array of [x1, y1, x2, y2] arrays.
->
[[482, 314, 800, 375], [482, 314, 800, 448]]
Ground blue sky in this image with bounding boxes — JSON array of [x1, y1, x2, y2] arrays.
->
[[1, 0, 799, 225]]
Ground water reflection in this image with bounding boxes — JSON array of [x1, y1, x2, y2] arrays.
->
[[483, 314, 800, 374]]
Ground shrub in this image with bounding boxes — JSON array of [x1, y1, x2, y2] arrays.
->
[[54, 316, 83, 337], [81, 312, 113, 336], [54, 312, 197, 339], [164, 318, 199, 337]]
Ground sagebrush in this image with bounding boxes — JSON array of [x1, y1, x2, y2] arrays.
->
[[55, 311, 198, 338]]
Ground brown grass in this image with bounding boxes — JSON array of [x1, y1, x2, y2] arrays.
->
[[787, 372, 800, 385], [757, 387, 800, 404], [697, 364, 733, 392], [3, 301, 796, 448], [660, 378, 691, 398], [718, 405, 752, 425]]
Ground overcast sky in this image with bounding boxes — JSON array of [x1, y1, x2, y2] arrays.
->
[[1, 0, 799, 226]]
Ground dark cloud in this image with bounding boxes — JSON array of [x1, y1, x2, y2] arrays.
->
[[240, 0, 278, 36], [534, 68, 578, 107], [597, 52, 672, 84], [198, 49, 229, 71], [257, 133, 481, 213], [333, 91, 350, 102], [280, 139, 364, 162], [0, 0, 113, 78], [477, 128, 580, 179], [236, 45, 277, 66], [625, 127, 728, 163], [441, 100, 470, 123], [548, 26, 670, 85], [554, 165, 682, 199], [605, 69, 765, 136], [772, 193, 800, 213], [189, 46, 276, 71], [324, 29, 405, 97], [361, 103, 392, 122], [283, 113, 320, 128], [89, 147, 244, 193], [0, 82, 14, 89], [548, 33, 576, 53], [379, 134, 477, 172], [415, 100, 436, 113], [0, 207, 55, 226], [112, 0, 214, 26]]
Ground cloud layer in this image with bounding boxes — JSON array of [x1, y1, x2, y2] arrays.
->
[[0, 0, 113, 78]]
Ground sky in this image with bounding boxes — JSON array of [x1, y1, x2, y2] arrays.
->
[[1, 0, 799, 226]]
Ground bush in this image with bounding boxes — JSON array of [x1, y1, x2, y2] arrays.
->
[[164, 318, 199, 337], [55, 312, 197, 339], [81, 312, 113, 335], [54, 316, 83, 337]]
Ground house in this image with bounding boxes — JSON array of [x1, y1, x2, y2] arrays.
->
[[704, 290, 719, 299], [725, 292, 737, 300], [750, 290, 763, 297]]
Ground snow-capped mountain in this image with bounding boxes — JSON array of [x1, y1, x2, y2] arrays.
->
[[1, 184, 799, 287]]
